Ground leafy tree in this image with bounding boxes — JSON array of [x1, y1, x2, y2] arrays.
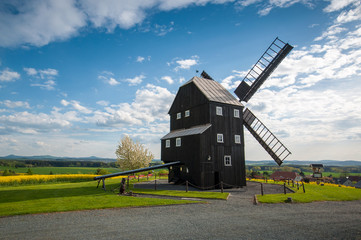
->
[[95, 168, 110, 175], [27, 168, 33, 175], [115, 135, 154, 170]]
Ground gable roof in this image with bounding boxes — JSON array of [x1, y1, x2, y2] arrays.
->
[[182, 76, 243, 106], [161, 124, 212, 140]]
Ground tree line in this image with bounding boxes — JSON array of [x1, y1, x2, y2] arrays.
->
[[0, 159, 117, 168]]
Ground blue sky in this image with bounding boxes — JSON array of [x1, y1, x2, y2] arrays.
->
[[1, 0, 361, 161]]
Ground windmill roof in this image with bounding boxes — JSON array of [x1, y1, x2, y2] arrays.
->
[[161, 124, 212, 140], [182, 76, 243, 106]]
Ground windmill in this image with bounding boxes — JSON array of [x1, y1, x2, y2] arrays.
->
[[234, 37, 293, 166], [95, 37, 294, 190]]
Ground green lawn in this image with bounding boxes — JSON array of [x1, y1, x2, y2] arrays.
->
[[0, 166, 120, 175], [257, 182, 361, 203], [0, 178, 200, 217]]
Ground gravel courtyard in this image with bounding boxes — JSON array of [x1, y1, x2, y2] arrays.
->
[[1, 181, 360, 240]]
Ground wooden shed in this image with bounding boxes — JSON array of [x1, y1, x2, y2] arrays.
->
[[161, 76, 246, 189]]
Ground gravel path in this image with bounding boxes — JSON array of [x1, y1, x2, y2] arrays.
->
[[1, 182, 360, 240]]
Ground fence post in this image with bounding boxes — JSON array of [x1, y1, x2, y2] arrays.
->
[[186, 181, 188, 192], [127, 176, 129, 191], [283, 183, 286, 194], [261, 183, 264, 196], [102, 178, 106, 191], [154, 179, 157, 190], [302, 183, 305, 193], [138, 175, 140, 182], [220, 181, 224, 193]]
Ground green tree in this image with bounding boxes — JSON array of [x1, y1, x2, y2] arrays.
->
[[95, 168, 110, 175], [27, 168, 33, 175], [115, 135, 154, 170]]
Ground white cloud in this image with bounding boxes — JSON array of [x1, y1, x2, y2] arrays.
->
[[25, 67, 58, 90], [125, 74, 145, 86], [161, 76, 174, 84], [0, 68, 20, 82], [0, 0, 238, 48], [23, 67, 37, 76], [108, 77, 120, 86], [96, 100, 109, 106], [98, 71, 120, 85], [0, 100, 30, 109], [173, 55, 199, 71], [136, 56, 145, 62], [61, 99, 92, 114], [0, 0, 86, 47], [91, 84, 174, 127], [323, 0, 358, 12]]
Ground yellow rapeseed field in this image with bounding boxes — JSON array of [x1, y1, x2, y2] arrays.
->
[[0, 174, 97, 185]]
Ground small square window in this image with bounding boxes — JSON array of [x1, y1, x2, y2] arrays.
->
[[216, 106, 222, 116], [176, 112, 181, 119], [224, 155, 232, 166], [176, 138, 181, 147], [185, 110, 190, 117], [234, 109, 240, 118], [217, 134, 224, 143], [165, 139, 170, 148], [235, 135, 241, 144]]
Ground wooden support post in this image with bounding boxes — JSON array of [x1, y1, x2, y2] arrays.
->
[[261, 183, 264, 196], [283, 183, 286, 194], [102, 178, 106, 191], [186, 181, 188, 192], [220, 181, 224, 193], [297, 182, 299, 190], [292, 180, 294, 187], [138, 175, 140, 182], [97, 179, 101, 188], [127, 176, 129, 191], [154, 179, 157, 190], [302, 183, 305, 193]]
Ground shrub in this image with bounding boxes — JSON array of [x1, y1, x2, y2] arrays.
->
[[95, 168, 110, 175]]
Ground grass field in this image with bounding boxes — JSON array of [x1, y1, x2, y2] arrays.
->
[[256, 181, 361, 203], [0, 177, 204, 217], [0, 166, 120, 175]]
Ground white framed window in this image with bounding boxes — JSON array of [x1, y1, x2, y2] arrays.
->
[[165, 139, 170, 148], [176, 138, 181, 147], [176, 112, 181, 119], [234, 109, 240, 118], [216, 106, 222, 116], [235, 135, 241, 144], [224, 155, 232, 166], [217, 134, 224, 143], [185, 110, 190, 117]]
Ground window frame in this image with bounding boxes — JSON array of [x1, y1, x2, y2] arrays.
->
[[235, 135, 241, 144], [176, 137, 181, 147], [185, 110, 190, 117], [217, 133, 224, 143], [165, 139, 170, 148], [176, 112, 181, 119], [216, 106, 223, 116], [234, 109, 240, 118], [224, 155, 232, 166]]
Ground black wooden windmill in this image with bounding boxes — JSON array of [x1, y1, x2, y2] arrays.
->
[[160, 37, 293, 189]]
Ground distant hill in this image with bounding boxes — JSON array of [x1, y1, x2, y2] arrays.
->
[[246, 160, 361, 166], [0, 155, 116, 162]]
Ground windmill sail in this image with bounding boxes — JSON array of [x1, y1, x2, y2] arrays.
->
[[243, 108, 291, 166], [235, 37, 293, 102]]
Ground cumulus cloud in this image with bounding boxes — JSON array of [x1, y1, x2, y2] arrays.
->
[[25, 67, 58, 90], [0, 0, 235, 48], [161, 76, 174, 84], [0, 68, 20, 82], [170, 55, 199, 71], [98, 71, 120, 85], [125, 74, 145, 86], [136, 56, 145, 62], [0, 100, 30, 109], [91, 84, 174, 127], [61, 99, 92, 114]]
